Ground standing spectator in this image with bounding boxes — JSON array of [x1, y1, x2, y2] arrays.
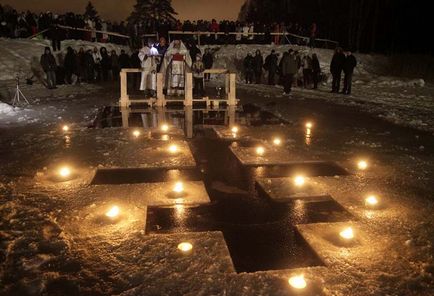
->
[[92, 47, 102, 81], [100, 47, 110, 81], [130, 49, 141, 90], [301, 54, 313, 88], [110, 50, 120, 81], [243, 53, 254, 84], [84, 49, 95, 82], [253, 49, 263, 84], [40, 47, 57, 89], [202, 48, 213, 81], [280, 51, 297, 95], [264, 49, 279, 85], [63, 46, 76, 84], [188, 42, 201, 63], [78, 47, 86, 81], [119, 49, 130, 69], [50, 24, 62, 52], [191, 54, 205, 97], [311, 53, 321, 89], [273, 23, 280, 45], [309, 22, 317, 48], [342, 51, 357, 95], [330, 47, 345, 93]]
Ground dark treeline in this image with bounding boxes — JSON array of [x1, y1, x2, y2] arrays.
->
[[239, 0, 432, 54]]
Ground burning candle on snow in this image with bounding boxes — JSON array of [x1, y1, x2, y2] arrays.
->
[[288, 275, 307, 289]]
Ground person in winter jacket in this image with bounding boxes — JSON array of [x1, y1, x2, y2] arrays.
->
[[64, 46, 76, 84], [191, 54, 205, 97], [40, 46, 57, 89], [243, 53, 255, 84], [280, 51, 297, 95], [202, 48, 213, 81], [110, 50, 120, 81], [302, 54, 313, 88], [342, 51, 357, 95], [253, 50, 264, 84], [264, 49, 279, 85], [100, 47, 111, 82], [311, 53, 321, 89], [84, 49, 95, 83], [119, 50, 130, 69], [92, 47, 102, 81], [330, 47, 345, 93]]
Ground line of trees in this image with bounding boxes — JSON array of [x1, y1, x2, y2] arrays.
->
[[239, 0, 432, 54]]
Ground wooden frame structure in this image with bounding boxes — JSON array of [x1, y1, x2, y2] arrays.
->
[[119, 68, 237, 108]]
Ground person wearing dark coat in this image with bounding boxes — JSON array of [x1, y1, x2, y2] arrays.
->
[[130, 49, 141, 90], [84, 49, 95, 83], [188, 42, 201, 64], [40, 46, 57, 89], [280, 51, 298, 95], [243, 53, 255, 84], [119, 50, 130, 69], [264, 50, 278, 85], [100, 47, 111, 82], [342, 51, 357, 95], [253, 50, 264, 84], [330, 47, 345, 93], [64, 46, 76, 84], [311, 53, 321, 89], [202, 48, 213, 81], [78, 47, 86, 82]]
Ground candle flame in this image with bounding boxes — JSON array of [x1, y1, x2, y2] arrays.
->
[[177, 242, 193, 252], [106, 206, 120, 218], [340, 227, 354, 240], [288, 275, 307, 289]]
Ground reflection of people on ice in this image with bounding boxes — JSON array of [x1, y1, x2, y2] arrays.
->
[[160, 40, 192, 96], [139, 39, 160, 97]]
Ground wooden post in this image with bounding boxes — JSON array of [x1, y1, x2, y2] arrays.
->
[[156, 73, 165, 106], [119, 71, 130, 107], [184, 73, 193, 106], [228, 73, 237, 106], [120, 106, 129, 128], [227, 105, 236, 127], [225, 73, 230, 95], [184, 106, 193, 139]]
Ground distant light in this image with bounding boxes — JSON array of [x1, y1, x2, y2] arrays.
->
[[256, 146, 265, 156], [294, 175, 305, 187], [105, 206, 120, 218], [231, 126, 239, 133], [161, 124, 169, 132], [365, 195, 379, 207], [305, 122, 313, 129], [161, 134, 169, 141], [357, 160, 368, 170], [273, 137, 282, 146], [173, 181, 184, 193], [59, 166, 71, 178], [232, 133, 237, 139], [177, 242, 193, 252], [168, 144, 179, 154], [132, 130, 141, 138], [339, 227, 354, 240], [62, 125, 69, 132], [288, 275, 307, 289]]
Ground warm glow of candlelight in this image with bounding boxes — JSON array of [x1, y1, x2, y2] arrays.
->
[[173, 182, 184, 193], [288, 275, 307, 289], [59, 166, 71, 178], [177, 242, 193, 252], [231, 126, 239, 133], [340, 227, 354, 240], [161, 124, 169, 132], [161, 134, 169, 141], [105, 206, 120, 218], [256, 146, 265, 156], [357, 160, 368, 170], [62, 125, 69, 132], [365, 195, 379, 206], [305, 122, 313, 129], [132, 130, 141, 138], [273, 137, 282, 146], [294, 175, 305, 187], [168, 144, 179, 154]]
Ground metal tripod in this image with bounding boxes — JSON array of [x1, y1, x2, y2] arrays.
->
[[11, 75, 30, 107]]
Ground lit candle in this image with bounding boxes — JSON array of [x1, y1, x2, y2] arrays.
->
[[173, 182, 184, 194], [357, 160, 368, 170], [168, 144, 179, 154], [132, 130, 141, 138], [105, 206, 120, 218], [59, 166, 71, 178], [161, 124, 169, 132], [256, 146, 265, 156], [288, 275, 307, 289], [365, 195, 379, 207], [305, 122, 313, 129], [161, 134, 169, 141], [294, 175, 305, 187], [62, 125, 69, 132], [273, 137, 282, 146], [177, 242, 193, 252], [339, 227, 354, 240], [231, 126, 239, 133]]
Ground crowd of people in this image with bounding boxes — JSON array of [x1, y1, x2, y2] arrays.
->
[[243, 47, 357, 95], [1, 4, 319, 48]]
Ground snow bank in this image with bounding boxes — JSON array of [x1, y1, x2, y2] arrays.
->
[[0, 101, 15, 115]]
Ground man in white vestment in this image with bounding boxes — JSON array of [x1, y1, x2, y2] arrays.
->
[[160, 40, 192, 96], [139, 40, 160, 97]]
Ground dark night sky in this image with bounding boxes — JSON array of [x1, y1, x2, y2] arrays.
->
[[0, 0, 245, 21]]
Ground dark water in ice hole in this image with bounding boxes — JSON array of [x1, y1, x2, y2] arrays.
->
[[92, 104, 353, 273]]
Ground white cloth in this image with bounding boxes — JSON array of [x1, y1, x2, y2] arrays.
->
[[160, 41, 192, 95], [139, 46, 160, 91]]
